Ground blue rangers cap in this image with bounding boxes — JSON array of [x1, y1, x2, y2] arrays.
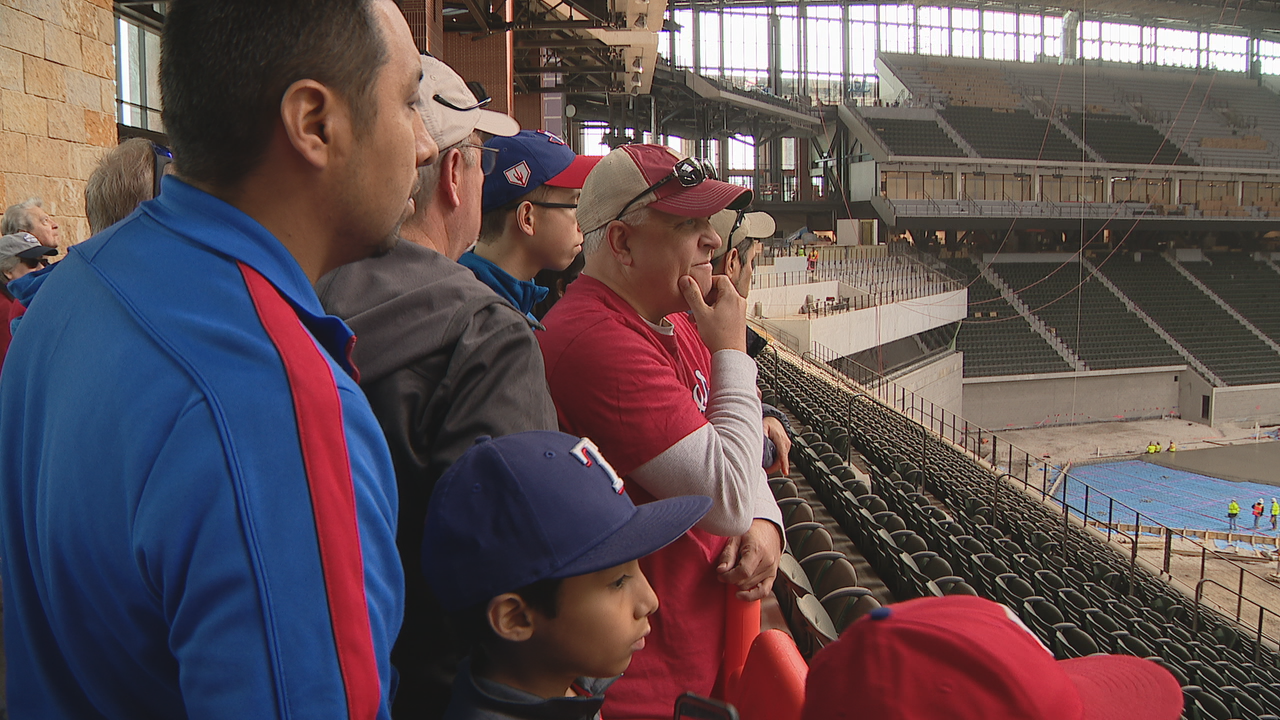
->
[[421, 431, 710, 612], [482, 130, 602, 213]]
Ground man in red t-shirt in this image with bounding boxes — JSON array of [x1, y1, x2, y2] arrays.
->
[[539, 144, 783, 719]]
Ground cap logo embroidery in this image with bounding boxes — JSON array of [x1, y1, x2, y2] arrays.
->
[[504, 161, 532, 188], [570, 437, 625, 494], [541, 131, 567, 146]]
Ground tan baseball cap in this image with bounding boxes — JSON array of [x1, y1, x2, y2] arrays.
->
[[419, 55, 519, 149], [710, 209, 776, 259], [577, 144, 752, 236]]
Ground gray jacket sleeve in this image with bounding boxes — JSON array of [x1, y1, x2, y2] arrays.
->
[[429, 300, 559, 477]]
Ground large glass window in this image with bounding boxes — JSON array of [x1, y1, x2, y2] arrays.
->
[[983, 11, 1018, 62], [116, 18, 163, 131], [878, 5, 915, 55], [1041, 175, 1105, 203], [805, 6, 844, 102], [721, 9, 769, 88]]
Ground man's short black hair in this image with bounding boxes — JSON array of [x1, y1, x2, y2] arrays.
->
[[452, 577, 563, 649], [161, 0, 391, 188]]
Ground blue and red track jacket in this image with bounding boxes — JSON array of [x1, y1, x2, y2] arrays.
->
[[0, 177, 402, 719]]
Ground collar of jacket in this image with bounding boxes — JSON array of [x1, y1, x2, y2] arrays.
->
[[135, 176, 361, 378], [451, 657, 614, 720], [459, 250, 549, 324]]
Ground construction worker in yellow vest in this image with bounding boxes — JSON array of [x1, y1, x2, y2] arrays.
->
[[1168, 440, 1177, 452], [1228, 500, 1240, 530], [1271, 499, 1279, 531]]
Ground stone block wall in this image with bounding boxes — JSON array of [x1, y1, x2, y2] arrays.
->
[[0, 0, 117, 251]]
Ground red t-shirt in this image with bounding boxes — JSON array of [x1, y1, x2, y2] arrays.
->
[[540, 275, 730, 719], [0, 295, 24, 375]]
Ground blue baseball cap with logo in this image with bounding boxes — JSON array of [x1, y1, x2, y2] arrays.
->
[[422, 431, 711, 613], [482, 130, 603, 213]]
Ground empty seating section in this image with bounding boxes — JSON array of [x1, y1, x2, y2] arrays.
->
[[1064, 113, 1194, 165], [944, 259, 1072, 377], [992, 262, 1182, 370], [761, 348, 1280, 720], [1181, 254, 1280, 346], [867, 118, 965, 157], [917, 61, 1022, 109], [941, 106, 1083, 162], [1098, 257, 1280, 385]]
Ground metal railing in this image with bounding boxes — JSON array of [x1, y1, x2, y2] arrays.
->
[[779, 339, 1280, 651]]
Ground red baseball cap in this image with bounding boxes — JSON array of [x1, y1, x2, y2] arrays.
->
[[802, 595, 1183, 720], [576, 144, 752, 234]]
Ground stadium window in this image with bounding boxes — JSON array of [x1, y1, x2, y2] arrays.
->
[[1155, 27, 1201, 69], [782, 139, 798, 201], [1207, 33, 1248, 72], [1042, 175, 1104, 203], [951, 8, 979, 58], [878, 4, 915, 55], [1260, 39, 1280, 74], [578, 124, 608, 154], [1079, 21, 1101, 60], [698, 10, 721, 73], [919, 6, 949, 57], [806, 6, 844, 102], [727, 135, 755, 174], [667, 9, 694, 68], [1042, 15, 1064, 58], [849, 5, 877, 79], [1242, 182, 1280, 206], [1099, 22, 1142, 64], [778, 7, 801, 98], [982, 11, 1018, 62], [1179, 179, 1234, 204], [721, 9, 770, 89], [1018, 14, 1043, 62]]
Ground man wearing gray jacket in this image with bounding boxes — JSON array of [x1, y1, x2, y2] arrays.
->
[[316, 56, 553, 719]]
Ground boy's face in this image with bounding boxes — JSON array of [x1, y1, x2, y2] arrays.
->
[[531, 559, 658, 680], [527, 186, 584, 272]]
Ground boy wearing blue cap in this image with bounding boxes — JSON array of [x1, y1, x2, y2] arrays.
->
[[462, 131, 601, 323], [422, 431, 711, 720]]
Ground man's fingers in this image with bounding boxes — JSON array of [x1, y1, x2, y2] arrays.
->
[[679, 275, 712, 315], [716, 534, 743, 574]]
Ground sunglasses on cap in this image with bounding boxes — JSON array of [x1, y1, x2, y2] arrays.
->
[[433, 81, 493, 113], [152, 142, 173, 199], [614, 156, 718, 223]]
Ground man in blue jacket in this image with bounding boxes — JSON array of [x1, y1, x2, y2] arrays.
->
[[0, 1, 435, 718]]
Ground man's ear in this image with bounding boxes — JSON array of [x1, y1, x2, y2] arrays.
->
[[279, 79, 346, 170], [440, 149, 465, 210], [605, 221, 634, 266], [487, 593, 536, 643], [725, 248, 742, 278]]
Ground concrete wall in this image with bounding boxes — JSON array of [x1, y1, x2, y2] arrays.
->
[[748, 280, 840, 319], [892, 351, 964, 416], [963, 366, 1184, 429], [1210, 383, 1280, 427], [757, 255, 806, 276], [1, 0, 117, 250], [806, 289, 966, 357], [1178, 369, 1214, 424]]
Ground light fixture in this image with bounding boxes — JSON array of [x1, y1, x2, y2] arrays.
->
[[632, 57, 644, 71], [631, 72, 642, 84]]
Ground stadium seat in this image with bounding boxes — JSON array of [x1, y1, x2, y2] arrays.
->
[[821, 587, 879, 632], [731, 630, 807, 720]]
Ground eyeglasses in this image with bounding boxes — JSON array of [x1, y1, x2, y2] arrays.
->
[[729, 208, 748, 238], [528, 201, 578, 210], [614, 156, 717, 223], [458, 143, 500, 175], [433, 81, 493, 113], [152, 142, 173, 198]]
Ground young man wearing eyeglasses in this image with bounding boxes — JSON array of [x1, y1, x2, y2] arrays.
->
[[316, 55, 565, 719], [461, 130, 601, 324], [537, 144, 784, 719]]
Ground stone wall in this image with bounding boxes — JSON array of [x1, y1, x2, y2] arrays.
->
[[0, 0, 117, 251]]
